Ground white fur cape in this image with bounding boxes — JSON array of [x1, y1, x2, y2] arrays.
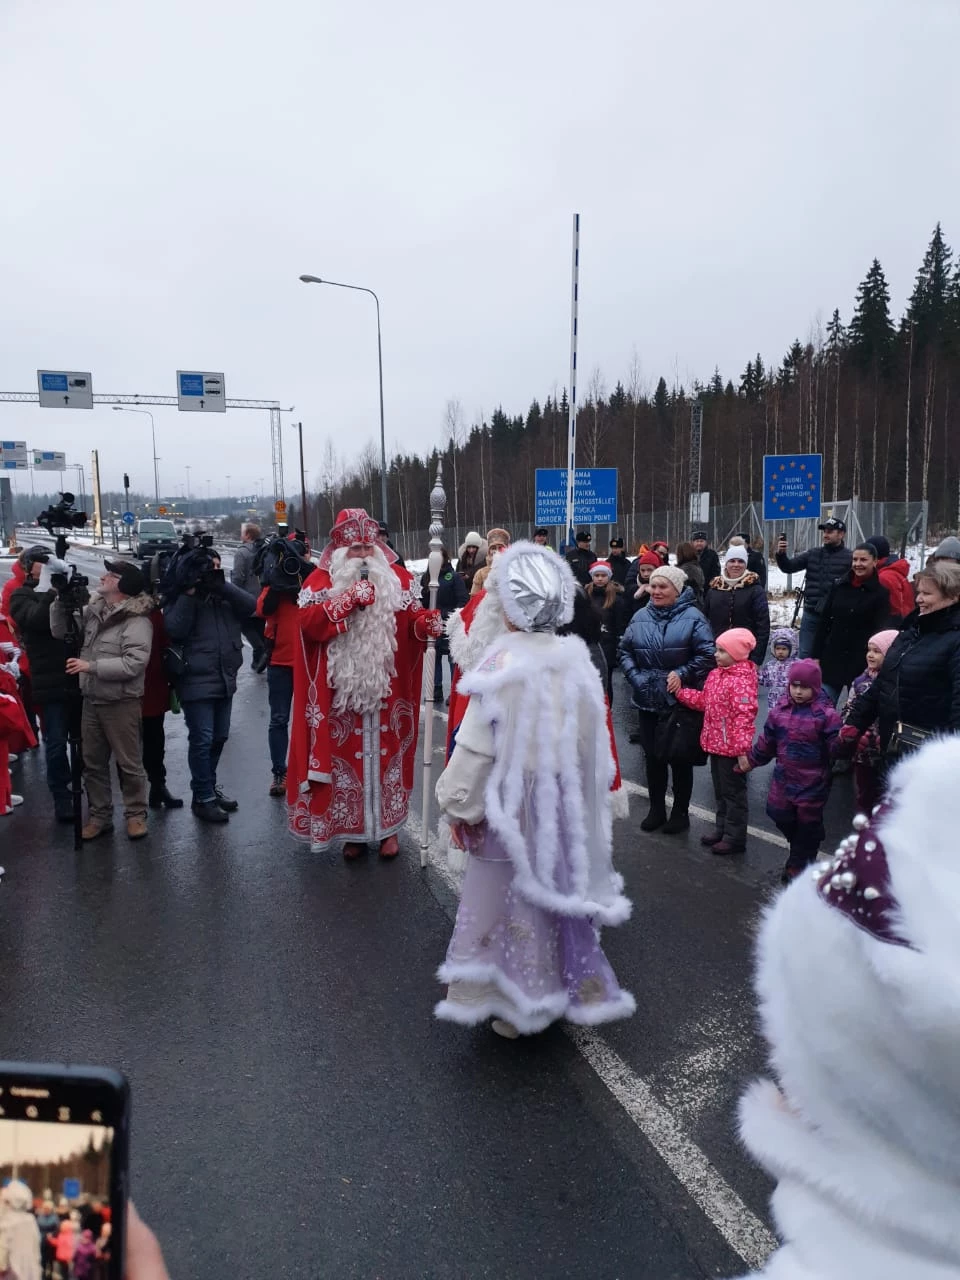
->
[[733, 738, 960, 1279], [456, 630, 630, 926]]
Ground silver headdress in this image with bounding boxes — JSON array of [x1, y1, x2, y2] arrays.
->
[[493, 541, 576, 633]]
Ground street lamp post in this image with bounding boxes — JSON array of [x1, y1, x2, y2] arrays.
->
[[185, 466, 191, 519], [292, 421, 308, 536], [299, 274, 388, 525], [112, 406, 160, 503]]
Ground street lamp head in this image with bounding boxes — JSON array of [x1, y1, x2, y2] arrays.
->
[[299, 274, 324, 285]]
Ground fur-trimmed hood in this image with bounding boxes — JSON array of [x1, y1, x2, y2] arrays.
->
[[85, 591, 155, 622], [735, 737, 960, 1278]]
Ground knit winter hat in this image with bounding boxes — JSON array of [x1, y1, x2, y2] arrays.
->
[[869, 629, 899, 656], [715, 627, 756, 664], [931, 535, 960, 563], [486, 527, 511, 548], [724, 544, 749, 565], [648, 565, 688, 596], [787, 658, 822, 692], [638, 550, 662, 568], [866, 534, 891, 559], [588, 560, 612, 578], [464, 531, 483, 549]]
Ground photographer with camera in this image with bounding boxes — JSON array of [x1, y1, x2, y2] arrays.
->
[[50, 560, 154, 840], [8, 548, 78, 823], [255, 532, 313, 797], [231, 522, 268, 672], [162, 539, 257, 823]]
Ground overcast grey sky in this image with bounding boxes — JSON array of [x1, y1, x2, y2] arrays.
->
[[2, 0, 958, 502]]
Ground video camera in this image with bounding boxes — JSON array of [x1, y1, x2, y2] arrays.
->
[[255, 532, 312, 591], [50, 564, 91, 615], [37, 492, 88, 535], [158, 531, 222, 600]]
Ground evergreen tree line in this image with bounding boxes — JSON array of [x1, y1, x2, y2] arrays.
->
[[323, 223, 960, 544]]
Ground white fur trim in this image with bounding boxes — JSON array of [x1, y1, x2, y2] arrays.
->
[[610, 786, 630, 822], [447, 590, 509, 674], [457, 632, 627, 925], [435, 961, 636, 1034]]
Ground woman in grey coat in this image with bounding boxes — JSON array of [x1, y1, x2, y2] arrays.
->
[[163, 550, 256, 822]]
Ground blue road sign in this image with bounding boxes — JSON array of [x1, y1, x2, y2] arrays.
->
[[122, 511, 136, 525], [178, 373, 204, 396], [762, 453, 823, 522], [535, 468, 618, 526], [63, 1177, 81, 1200], [40, 373, 68, 393]]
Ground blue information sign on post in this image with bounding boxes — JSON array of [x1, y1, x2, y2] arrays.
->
[[762, 454, 823, 522], [122, 511, 136, 526], [535, 468, 618, 527], [63, 1178, 81, 1200]]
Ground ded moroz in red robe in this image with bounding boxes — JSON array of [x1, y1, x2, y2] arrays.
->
[[287, 561, 440, 850]]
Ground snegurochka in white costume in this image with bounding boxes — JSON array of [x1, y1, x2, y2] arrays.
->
[[434, 540, 636, 1039], [732, 736, 960, 1280]]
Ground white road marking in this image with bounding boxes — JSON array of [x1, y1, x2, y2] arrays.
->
[[409, 803, 777, 1269], [568, 1027, 778, 1269], [621, 779, 788, 849]]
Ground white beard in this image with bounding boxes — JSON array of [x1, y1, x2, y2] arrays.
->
[[326, 547, 403, 716]]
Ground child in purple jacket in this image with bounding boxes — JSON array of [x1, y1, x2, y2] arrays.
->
[[738, 658, 842, 884]]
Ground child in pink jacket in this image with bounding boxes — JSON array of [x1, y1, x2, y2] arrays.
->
[[676, 627, 758, 854]]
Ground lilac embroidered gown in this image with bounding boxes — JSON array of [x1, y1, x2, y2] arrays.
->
[[434, 634, 635, 1035]]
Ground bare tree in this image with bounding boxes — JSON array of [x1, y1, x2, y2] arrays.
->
[[626, 349, 644, 544], [582, 366, 608, 466], [318, 440, 343, 527], [443, 397, 465, 542]]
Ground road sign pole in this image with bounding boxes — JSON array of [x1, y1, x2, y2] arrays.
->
[[565, 213, 580, 547]]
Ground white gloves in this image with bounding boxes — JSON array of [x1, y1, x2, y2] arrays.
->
[[36, 556, 69, 593]]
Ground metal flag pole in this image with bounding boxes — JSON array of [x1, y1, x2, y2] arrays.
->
[[420, 461, 446, 867], [564, 213, 580, 548]]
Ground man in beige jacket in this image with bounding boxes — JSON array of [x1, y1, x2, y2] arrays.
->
[[52, 559, 154, 839]]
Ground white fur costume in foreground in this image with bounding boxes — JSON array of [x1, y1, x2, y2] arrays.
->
[[733, 737, 960, 1279]]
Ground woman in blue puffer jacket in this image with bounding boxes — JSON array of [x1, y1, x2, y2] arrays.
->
[[618, 565, 716, 834]]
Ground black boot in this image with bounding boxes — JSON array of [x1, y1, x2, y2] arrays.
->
[[192, 799, 229, 823], [640, 806, 667, 832], [662, 809, 690, 835], [214, 787, 238, 812], [149, 781, 184, 810]]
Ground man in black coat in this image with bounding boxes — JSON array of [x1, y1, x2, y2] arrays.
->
[[606, 537, 629, 585], [776, 517, 853, 658], [566, 530, 595, 586], [163, 546, 257, 822], [421, 549, 468, 702], [8, 548, 81, 822], [691, 531, 721, 587], [738, 531, 768, 590]]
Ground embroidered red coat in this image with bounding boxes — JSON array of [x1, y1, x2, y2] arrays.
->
[[287, 562, 440, 850]]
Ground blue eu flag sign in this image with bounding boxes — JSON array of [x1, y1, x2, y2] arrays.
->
[[763, 454, 822, 522]]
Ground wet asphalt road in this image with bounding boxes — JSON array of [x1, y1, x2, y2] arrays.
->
[[0, 547, 860, 1278]]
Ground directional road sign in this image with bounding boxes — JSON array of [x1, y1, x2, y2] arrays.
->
[[177, 370, 226, 412], [534, 468, 618, 527], [37, 370, 94, 409], [274, 500, 287, 515], [33, 450, 67, 471], [762, 453, 823, 521], [1, 442, 28, 471], [122, 512, 136, 526], [62, 1178, 81, 1200]]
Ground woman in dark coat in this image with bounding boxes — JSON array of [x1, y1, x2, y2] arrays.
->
[[422, 547, 469, 701], [812, 543, 890, 704], [702, 545, 770, 664], [675, 541, 705, 608], [840, 559, 960, 762], [584, 560, 627, 703], [618, 565, 715, 835]]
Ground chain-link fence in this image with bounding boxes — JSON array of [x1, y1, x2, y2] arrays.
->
[[394, 499, 929, 566]]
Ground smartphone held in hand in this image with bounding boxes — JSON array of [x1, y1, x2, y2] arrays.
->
[[0, 1061, 130, 1280]]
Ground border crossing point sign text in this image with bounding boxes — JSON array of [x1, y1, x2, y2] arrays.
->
[[535, 468, 618, 526]]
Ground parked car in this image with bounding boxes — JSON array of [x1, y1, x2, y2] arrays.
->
[[132, 518, 179, 558]]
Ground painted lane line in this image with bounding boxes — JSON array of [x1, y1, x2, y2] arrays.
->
[[621, 780, 788, 849], [567, 1027, 778, 1269], [409, 807, 776, 1269]]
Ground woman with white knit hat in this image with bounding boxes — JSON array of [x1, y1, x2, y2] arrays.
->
[[618, 564, 715, 833], [703, 543, 770, 664]]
